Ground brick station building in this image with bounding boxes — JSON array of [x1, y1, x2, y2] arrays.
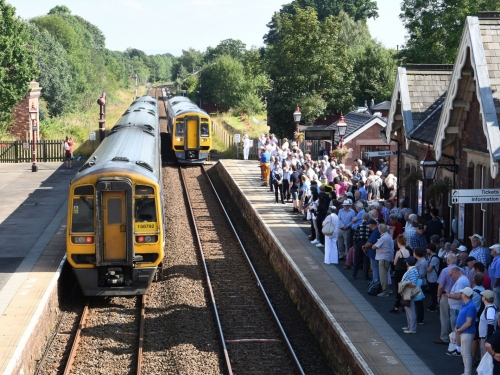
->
[[384, 12, 500, 246]]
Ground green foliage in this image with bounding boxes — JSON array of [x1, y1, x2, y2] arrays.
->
[[400, 0, 500, 64], [297, 93, 327, 125], [205, 39, 247, 63], [48, 5, 71, 15], [234, 92, 265, 116], [264, 0, 378, 45], [199, 55, 246, 109], [175, 47, 204, 75], [27, 22, 71, 117], [0, 0, 38, 128], [350, 41, 398, 105], [265, 4, 354, 136]]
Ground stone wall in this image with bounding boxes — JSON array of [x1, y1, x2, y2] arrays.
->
[[216, 162, 370, 375], [9, 96, 30, 140]]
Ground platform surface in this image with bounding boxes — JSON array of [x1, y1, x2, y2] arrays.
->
[[0, 162, 77, 374], [221, 159, 464, 375]]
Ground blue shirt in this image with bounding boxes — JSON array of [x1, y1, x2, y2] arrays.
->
[[351, 209, 365, 230], [490, 256, 500, 288], [402, 266, 419, 284], [338, 207, 356, 229], [359, 187, 367, 200], [366, 228, 380, 259], [260, 151, 270, 163], [457, 300, 477, 334], [437, 265, 456, 292]]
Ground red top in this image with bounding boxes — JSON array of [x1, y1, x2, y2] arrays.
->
[[390, 221, 403, 240]]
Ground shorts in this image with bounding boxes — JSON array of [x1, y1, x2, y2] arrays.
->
[[291, 190, 298, 200], [65, 151, 72, 161]]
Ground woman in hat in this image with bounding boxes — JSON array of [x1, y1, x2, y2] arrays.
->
[[243, 134, 251, 160]]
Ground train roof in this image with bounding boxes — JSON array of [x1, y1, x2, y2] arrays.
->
[[167, 96, 192, 106], [170, 102, 208, 117], [71, 98, 161, 185]]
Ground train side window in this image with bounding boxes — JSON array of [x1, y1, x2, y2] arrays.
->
[[136, 198, 156, 222], [72, 197, 95, 232], [175, 121, 185, 136]]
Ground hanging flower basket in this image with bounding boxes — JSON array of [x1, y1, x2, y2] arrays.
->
[[427, 179, 450, 200], [294, 131, 305, 143], [330, 146, 352, 162], [403, 171, 421, 189]]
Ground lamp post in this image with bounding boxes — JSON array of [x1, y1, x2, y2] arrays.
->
[[97, 92, 106, 143], [337, 113, 347, 148], [379, 128, 401, 203], [420, 146, 438, 180], [29, 104, 38, 172]]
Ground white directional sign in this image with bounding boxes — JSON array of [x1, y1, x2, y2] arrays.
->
[[89, 131, 96, 141], [234, 134, 241, 143], [364, 150, 397, 157], [451, 189, 500, 204]]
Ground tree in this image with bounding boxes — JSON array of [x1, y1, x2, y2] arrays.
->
[[176, 47, 204, 73], [400, 0, 500, 64], [297, 93, 327, 125], [264, 0, 378, 45], [265, 4, 354, 135], [199, 55, 246, 109], [27, 22, 71, 117], [0, 0, 38, 126], [204, 39, 247, 63]]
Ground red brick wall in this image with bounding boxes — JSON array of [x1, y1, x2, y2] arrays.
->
[[9, 95, 30, 140]]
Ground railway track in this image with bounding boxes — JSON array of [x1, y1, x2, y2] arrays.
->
[[62, 296, 145, 375], [180, 166, 305, 374]]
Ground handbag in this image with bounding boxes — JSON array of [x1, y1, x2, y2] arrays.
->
[[400, 299, 411, 307], [477, 352, 494, 375], [322, 217, 335, 236]]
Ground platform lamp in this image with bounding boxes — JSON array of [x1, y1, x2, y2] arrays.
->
[[336, 113, 347, 148], [293, 106, 301, 147], [420, 146, 438, 181], [29, 104, 38, 172]]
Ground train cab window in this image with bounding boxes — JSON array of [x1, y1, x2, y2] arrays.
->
[[72, 197, 95, 232], [201, 123, 209, 136], [136, 198, 157, 222], [175, 121, 185, 136]]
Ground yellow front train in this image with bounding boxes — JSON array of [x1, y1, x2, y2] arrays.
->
[[166, 96, 211, 165], [67, 96, 165, 296]]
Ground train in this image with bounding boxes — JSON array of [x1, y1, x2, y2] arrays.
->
[[164, 89, 212, 165], [66, 95, 165, 296]]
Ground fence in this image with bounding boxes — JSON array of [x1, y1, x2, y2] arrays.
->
[[0, 140, 65, 163], [211, 119, 325, 160]]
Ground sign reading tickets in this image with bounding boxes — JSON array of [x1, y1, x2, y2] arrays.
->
[[234, 134, 241, 143], [135, 222, 157, 231], [451, 189, 500, 204]]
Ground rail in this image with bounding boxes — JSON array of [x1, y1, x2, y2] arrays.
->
[[180, 166, 304, 374]]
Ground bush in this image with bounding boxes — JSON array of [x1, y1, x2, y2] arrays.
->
[[234, 92, 265, 116]]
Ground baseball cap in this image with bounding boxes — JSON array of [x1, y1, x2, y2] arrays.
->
[[369, 201, 379, 208], [342, 199, 352, 206], [460, 287, 474, 297], [490, 244, 500, 250], [404, 256, 416, 266], [465, 256, 476, 262], [367, 219, 378, 225], [481, 290, 495, 300], [458, 245, 468, 252]]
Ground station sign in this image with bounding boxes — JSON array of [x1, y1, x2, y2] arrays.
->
[[234, 134, 240, 143], [89, 132, 96, 141], [451, 189, 500, 204], [364, 150, 397, 157]]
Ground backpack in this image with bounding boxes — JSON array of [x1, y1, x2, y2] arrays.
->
[[63, 142, 70, 151], [367, 279, 381, 296], [275, 170, 282, 181], [430, 254, 446, 277]]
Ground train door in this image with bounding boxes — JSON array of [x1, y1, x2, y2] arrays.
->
[[102, 191, 126, 261], [185, 116, 200, 150]]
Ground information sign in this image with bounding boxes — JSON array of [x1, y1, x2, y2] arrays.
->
[[451, 189, 500, 204], [23, 142, 29, 151], [364, 150, 397, 158], [234, 134, 241, 143], [89, 132, 96, 141]]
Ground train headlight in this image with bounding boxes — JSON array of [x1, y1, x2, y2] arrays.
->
[[135, 235, 158, 243], [72, 236, 95, 244], [176, 137, 183, 142]]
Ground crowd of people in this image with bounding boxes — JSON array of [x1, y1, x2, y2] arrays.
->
[[255, 134, 500, 375]]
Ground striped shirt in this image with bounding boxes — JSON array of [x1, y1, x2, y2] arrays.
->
[[354, 221, 371, 243], [402, 266, 419, 284]]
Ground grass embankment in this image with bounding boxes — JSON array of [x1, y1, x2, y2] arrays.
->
[[211, 113, 269, 156], [40, 86, 147, 157]]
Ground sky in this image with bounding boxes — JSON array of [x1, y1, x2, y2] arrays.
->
[[9, 0, 407, 56]]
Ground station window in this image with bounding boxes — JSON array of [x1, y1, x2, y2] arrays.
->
[[72, 197, 95, 232], [136, 197, 157, 222]]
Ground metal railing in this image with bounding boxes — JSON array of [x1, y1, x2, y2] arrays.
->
[[0, 140, 65, 163]]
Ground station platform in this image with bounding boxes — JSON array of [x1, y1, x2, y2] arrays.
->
[[0, 162, 77, 375], [219, 160, 463, 375]]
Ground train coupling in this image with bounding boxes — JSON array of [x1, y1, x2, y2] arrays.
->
[[98, 267, 132, 286]]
